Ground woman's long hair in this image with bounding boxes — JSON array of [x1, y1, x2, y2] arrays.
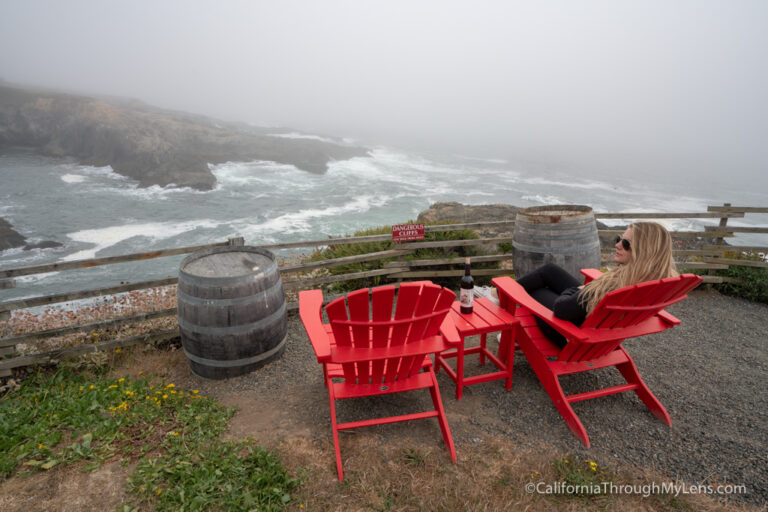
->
[[579, 222, 678, 313]]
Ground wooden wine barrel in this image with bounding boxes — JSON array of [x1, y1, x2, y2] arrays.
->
[[177, 246, 287, 380], [512, 205, 601, 282]]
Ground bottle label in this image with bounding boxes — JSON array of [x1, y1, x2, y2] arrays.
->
[[460, 288, 474, 308]]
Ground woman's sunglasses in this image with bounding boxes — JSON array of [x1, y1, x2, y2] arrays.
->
[[614, 235, 631, 250]]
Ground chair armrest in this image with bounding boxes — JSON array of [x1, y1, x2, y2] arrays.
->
[[658, 310, 681, 326], [298, 289, 332, 362], [492, 276, 588, 342], [439, 317, 461, 346], [580, 268, 603, 284]]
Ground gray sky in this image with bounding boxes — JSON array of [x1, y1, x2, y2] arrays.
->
[[1, 0, 767, 185]]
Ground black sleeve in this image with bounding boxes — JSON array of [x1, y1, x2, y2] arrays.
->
[[552, 287, 587, 326]]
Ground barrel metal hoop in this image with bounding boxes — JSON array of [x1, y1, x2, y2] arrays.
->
[[512, 241, 600, 254], [514, 223, 597, 235], [178, 302, 287, 335], [179, 265, 279, 288], [177, 280, 283, 306], [183, 333, 287, 368]]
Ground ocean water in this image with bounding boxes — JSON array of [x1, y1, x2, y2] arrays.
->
[[1, 144, 766, 303]]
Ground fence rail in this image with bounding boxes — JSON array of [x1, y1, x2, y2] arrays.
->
[[1, 204, 766, 376]]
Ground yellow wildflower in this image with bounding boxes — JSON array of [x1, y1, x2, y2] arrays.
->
[[118, 378, 125, 383], [156, 489, 162, 495], [38, 444, 45, 450], [192, 390, 199, 394], [89, 385, 94, 390], [108, 385, 118, 389], [162, 394, 168, 399], [165, 383, 175, 389], [114, 348, 122, 354], [138, 371, 143, 375]]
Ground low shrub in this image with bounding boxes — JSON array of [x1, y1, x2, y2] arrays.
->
[[306, 222, 498, 292], [693, 251, 768, 304]]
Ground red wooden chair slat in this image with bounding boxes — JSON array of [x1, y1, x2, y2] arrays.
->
[[347, 288, 371, 383], [401, 284, 443, 378], [493, 270, 702, 447], [299, 281, 458, 480], [370, 286, 395, 383]]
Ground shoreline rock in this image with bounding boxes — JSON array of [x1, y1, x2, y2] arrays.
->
[[0, 218, 26, 251], [0, 217, 63, 252], [0, 83, 369, 190]]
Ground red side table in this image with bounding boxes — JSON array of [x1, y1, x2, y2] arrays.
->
[[436, 297, 518, 400]]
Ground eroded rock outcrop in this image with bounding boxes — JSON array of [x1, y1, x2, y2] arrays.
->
[[0, 218, 26, 251], [0, 84, 368, 189], [0, 218, 63, 252], [417, 202, 520, 238]]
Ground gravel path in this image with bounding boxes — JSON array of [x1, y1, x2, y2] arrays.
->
[[181, 288, 767, 507]]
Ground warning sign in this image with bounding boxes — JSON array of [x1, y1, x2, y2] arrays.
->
[[392, 223, 425, 242]]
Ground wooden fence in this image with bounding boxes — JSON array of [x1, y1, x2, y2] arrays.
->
[[1, 204, 766, 376]]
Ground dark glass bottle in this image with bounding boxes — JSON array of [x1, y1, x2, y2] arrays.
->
[[460, 256, 474, 314]]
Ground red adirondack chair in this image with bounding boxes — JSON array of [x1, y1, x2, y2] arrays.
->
[[299, 281, 460, 480], [493, 269, 702, 447]]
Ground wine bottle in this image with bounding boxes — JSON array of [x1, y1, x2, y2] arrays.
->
[[460, 256, 474, 314]]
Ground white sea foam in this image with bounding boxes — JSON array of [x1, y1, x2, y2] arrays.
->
[[61, 174, 87, 184], [522, 194, 565, 205], [267, 132, 338, 144], [67, 163, 128, 181], [208, 160, 324, 198], [63, 219, 221, 261], [327, 149, 464, 196], [58, 162, 212, 200], [520, 176, 619, 193], [117, 183, 210, 201], [234, 195, 388, 239]]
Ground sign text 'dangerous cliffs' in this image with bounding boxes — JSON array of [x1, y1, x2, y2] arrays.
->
[[392, 224, 425, 242]]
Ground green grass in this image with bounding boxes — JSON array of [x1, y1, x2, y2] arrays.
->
[[0, 369, 298, 511]]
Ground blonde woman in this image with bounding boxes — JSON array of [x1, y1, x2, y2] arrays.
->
[[515, 222, 678, 347]]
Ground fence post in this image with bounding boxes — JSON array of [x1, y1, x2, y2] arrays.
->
[[228, 237, 245, 246], [0, 278, 14, 320], [708, 203, 731, 277]]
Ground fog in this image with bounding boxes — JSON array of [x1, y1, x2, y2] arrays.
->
[[1, 0, 767, 186]]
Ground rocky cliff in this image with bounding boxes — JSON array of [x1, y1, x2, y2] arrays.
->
[[0, 84, 368, 189]]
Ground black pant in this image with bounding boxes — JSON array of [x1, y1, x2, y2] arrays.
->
[[516, 263, 581, 348]]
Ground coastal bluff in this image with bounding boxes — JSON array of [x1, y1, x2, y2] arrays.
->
[[0, 84, 368, 189]]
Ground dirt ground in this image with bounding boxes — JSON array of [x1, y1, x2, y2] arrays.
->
[[1, 288, 766, 511]]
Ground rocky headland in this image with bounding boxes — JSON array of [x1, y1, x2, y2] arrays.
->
[[0, 83, 368, 189]]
